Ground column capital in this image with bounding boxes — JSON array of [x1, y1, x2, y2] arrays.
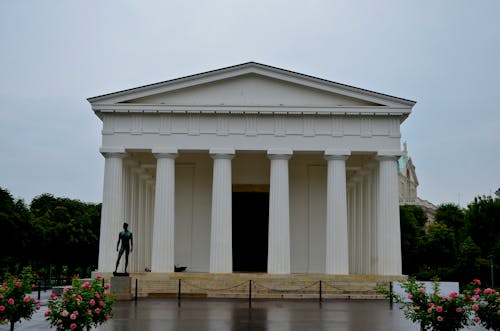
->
[[100, 147, 126, 158], [153, 147, 178, 159], [267, 148, 293, 160], [324, 149, 350, 160], [210, 148, 235, 159], [376, 150, 401, 161]]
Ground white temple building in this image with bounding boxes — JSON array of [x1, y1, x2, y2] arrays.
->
[[89, 62, 416, 277]]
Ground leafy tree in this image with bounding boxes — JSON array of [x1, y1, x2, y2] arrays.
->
[[418, 223, 457, 280], [400, 205, 427, 275], [434, 203, 467, 247], [0, 189, 33, 275]]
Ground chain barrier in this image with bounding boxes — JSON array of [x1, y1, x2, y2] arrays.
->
[[253, 280, 320, 293], [181, 279, 249, 292]]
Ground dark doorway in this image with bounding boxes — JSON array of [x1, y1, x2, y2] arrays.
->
[[232, 192, 269, 272]]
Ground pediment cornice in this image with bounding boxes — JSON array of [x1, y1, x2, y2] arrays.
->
[[88, 62, 415, 118]]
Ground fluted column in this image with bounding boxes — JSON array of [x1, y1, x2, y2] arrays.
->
[[138, 173, 149, 271], [370, 163, 379, 274], [267, 148, 292, 274], [209, 148, 235, 273], [361, 171, 371, 274], [151, 148, 178, 272], [377, 153, 402, 275], [98, 148, 126, 272], [324, 151, 350, 275]]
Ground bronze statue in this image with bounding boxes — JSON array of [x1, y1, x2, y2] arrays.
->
[[115, 222, 133, 274]]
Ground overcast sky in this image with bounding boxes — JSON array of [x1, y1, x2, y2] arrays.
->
[[1, 0, 498, 207]]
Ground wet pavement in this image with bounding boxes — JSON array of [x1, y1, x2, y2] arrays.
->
[[1, 293, 487, 331]]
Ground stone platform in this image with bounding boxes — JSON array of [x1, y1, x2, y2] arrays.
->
[[106, 273, 405, 299]]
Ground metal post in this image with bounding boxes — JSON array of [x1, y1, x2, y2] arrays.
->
[[319, 280, 322, 303], [489, 254, 495, 288], [135, 278, 138, 303], [248, 280, 252, 308], [389, 282, 393, 310], [178, 279, 182, 307]]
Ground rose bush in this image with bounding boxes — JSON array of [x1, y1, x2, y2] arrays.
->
[[381, 278, 473, 331], [464, 279, 500, 330], [0, 267, 40, 331], [46, 274, 114, 331]]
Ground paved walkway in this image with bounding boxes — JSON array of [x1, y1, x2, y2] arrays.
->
[[1, 293, 487, 330]]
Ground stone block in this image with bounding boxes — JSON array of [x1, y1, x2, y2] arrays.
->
[[110, 276, 133, 301]]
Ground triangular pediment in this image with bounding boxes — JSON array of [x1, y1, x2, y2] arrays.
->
[[88, 62, 415, 115], [123, 73, 380, 107]]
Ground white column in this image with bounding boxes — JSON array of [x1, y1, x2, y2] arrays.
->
[[370, 163, 379, 274], [267, 148, 292, 274], [361, 171, 371, 274], [151, 148, 178, 272], [324, 151, 350, 275], [376, 154, 402, 275], [209, 148, 235, 273], [129, 167, 140, 272], [145, 180, 155, 270], [347, 185, 355, 273], [138, 174, 149, 271], [98, 148, 125, 272]]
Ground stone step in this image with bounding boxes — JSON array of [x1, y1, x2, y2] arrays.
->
[[121, 272, 402, 299]]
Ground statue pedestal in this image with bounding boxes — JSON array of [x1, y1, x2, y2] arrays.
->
[[110, 275, 133, 301]]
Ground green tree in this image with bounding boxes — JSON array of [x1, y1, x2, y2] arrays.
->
[[400, 205, 427, 275], [434, 203, 467, 246], [466, 196, 500, 286], [0, 188, 33, 275], [418, 223, 457, 280]]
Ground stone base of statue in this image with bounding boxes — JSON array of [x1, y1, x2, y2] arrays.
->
[[110, 275, 133, 301]]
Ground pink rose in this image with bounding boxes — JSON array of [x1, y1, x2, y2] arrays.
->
[[96, 274, 103, 279], [474, 288, 481, 295], [449, 291, 458, 298], [31, 284, 35, 289], [0, 306, 5, 312], [89, 299, 95, 306], [436, 306, 443, 313], [8, 298, 14, 305], [105, 314, 111, 320], [95, 308, 101, 314], [472, 304, 479, 311], [456, 307, 462, 313], [429, 303, 435, 309], [95, 293, 101, 299], [36, 305, 40, 310], [99, 301, 105, 307], [82, 281, 90, 288], [70, 313, 77, 320], [407, 294, 413, 300], [419, 287, 425, 293], [427, 308, 433, 313], [484, 288, 493, 294], [473, 279, 481, 286], [87, 309, 92, 315], [475, 317, 481, 323], [23, 296, 30, 303], [15, 281, 22, 287], [0, 294, 3, 299], [44, 310, 51, 317], [437, 316, 443, 322], [103, 290, 108, 296], [70, 323, 77, 330], [72, 311, 78, 316], [61, 310, 69, 317], [105, 283, 110, 289], [50, 293, 58, 299]]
